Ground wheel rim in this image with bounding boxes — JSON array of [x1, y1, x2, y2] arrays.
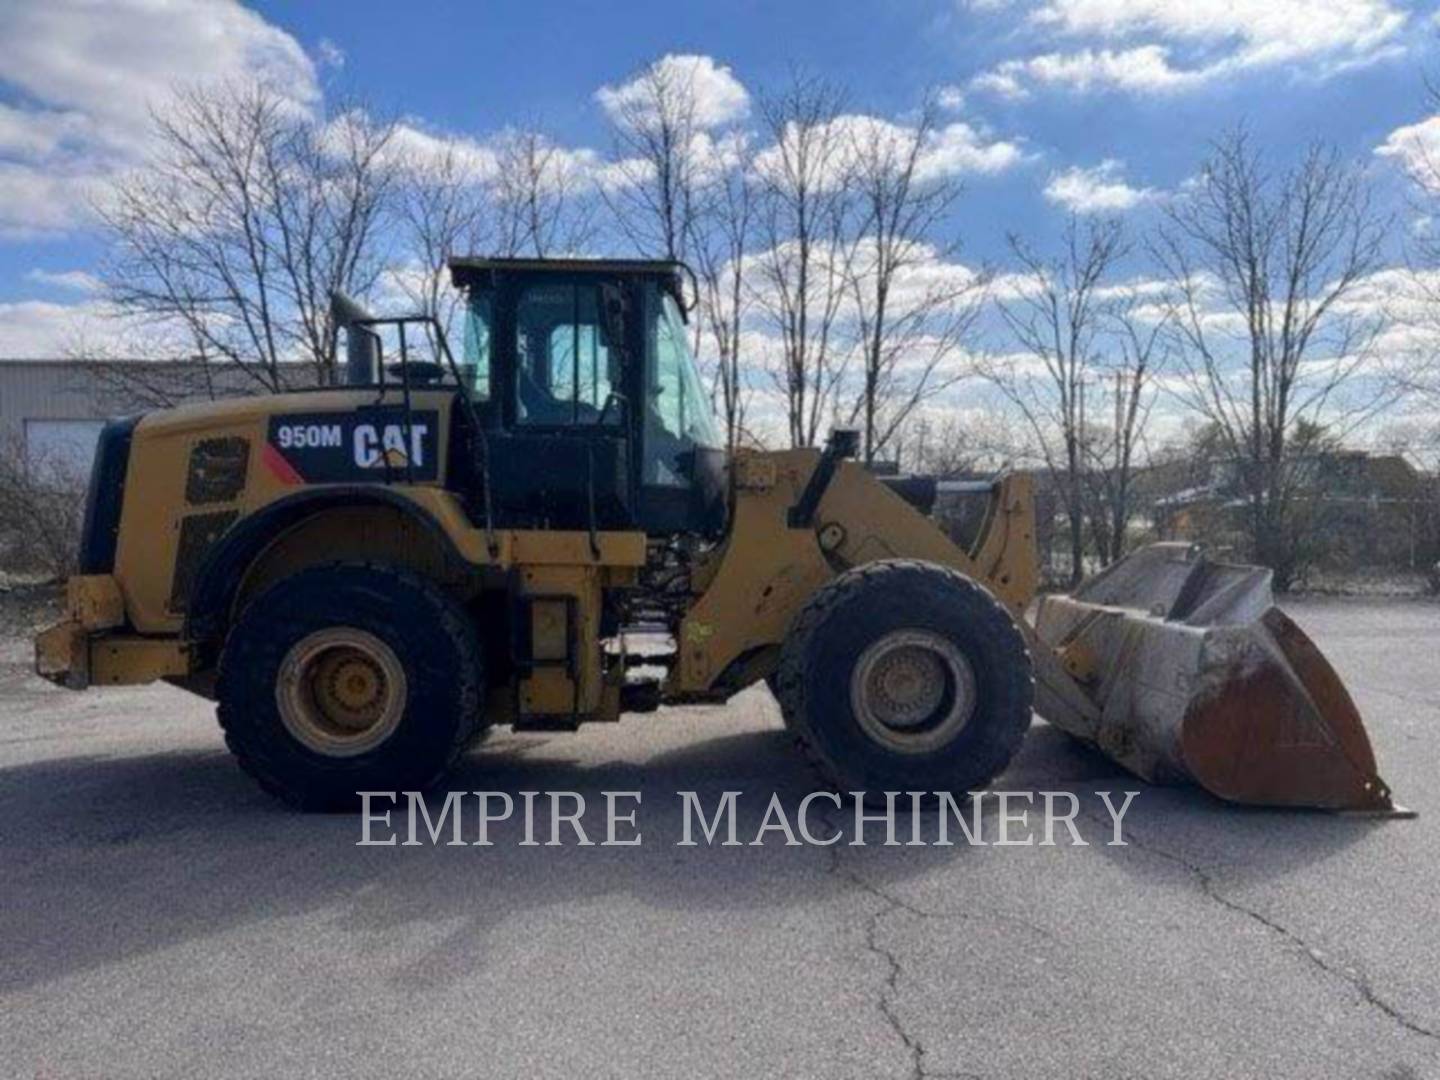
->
[[849, 630, 977, 754], [276, 628, 407, 758]]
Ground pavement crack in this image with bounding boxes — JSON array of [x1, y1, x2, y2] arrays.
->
[[843, 871, 989, 1080], [1093, 812, 1440, 1047], [814, 804, 1011, 1080], [863, 891, 928, 1080]]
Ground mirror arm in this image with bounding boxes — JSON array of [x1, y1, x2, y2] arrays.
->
[[596, 389, 627, 427]]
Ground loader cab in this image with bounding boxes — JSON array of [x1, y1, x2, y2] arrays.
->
[[448, 257, 726, 537]]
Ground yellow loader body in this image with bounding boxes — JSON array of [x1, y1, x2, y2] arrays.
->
[[30, 257, 1403, 813], [34, 390, 1398, 813]]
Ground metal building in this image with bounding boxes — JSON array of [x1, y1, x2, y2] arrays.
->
[[0, 360, 311, 482]]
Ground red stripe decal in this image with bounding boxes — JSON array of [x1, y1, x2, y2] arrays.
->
[[261, 442, 304, 486]]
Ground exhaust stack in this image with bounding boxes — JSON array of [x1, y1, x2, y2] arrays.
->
[[331, 291, 378, 386]]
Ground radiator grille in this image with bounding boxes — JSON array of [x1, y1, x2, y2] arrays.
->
[[185, 437, 249, 505]]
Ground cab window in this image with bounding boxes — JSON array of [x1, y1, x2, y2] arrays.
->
[[643, 289, 720, 485], [460, 291, 493, 399], [515, 283, 614, 425]]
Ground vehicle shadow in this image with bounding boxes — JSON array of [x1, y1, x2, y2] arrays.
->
[[0, 724, 932, 995], [0, 717, 1385, 996]]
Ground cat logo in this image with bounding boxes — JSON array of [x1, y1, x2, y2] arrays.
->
[[265, 408, 440, 484], [353, 423, 429, 470]]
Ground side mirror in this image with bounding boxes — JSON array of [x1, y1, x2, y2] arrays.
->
[[599, 283, 627, 353], [827, 428, 861, 460]]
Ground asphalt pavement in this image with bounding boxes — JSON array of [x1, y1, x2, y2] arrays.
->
[[1, 597, 1438, 1079]]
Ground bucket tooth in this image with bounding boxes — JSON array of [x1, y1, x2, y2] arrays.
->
[[1030, 543, 1403, 813]]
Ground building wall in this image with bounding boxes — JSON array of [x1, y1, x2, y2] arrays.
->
[[1, 362, 130, 479], [0, 360, 314, 482]]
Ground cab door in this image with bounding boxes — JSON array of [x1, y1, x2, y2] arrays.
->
[[485, 276, 634, 530]]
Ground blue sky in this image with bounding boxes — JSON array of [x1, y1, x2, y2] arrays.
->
[[1, 0, 1438, 359]]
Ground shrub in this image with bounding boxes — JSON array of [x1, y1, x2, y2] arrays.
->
[[0, 436, 87, 580]]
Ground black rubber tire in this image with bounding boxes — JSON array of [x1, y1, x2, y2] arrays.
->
[[774, 559, 1033, 798], [216, 562, 483, 811]]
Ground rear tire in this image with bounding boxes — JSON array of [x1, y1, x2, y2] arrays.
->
[[217, 562, 483, 811], [775, 559, 1032, 798]]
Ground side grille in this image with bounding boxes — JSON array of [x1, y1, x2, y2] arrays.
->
[[168, 510, 239, 613], [185, 437, 249, 505]]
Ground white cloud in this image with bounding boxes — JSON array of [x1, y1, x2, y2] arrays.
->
[[25, 269, 102, 293], [1043, 159, 1156, 212], [0, 298, 183, 358], [921, 121, 1026, 177], [752, 113, 1024, 191], [316, 37, 345, 69], [1376, 114, 1440, 191], [381, 118, 500, 183], [596, 128, 751, 194], [1030, 0, 1406, 64], [974, 45, 1200, 97], [0, 164, 101, 238], [326, 113, 614, 200], [0, 0, 318, 236], [0, 0, 316, 147], [741, 237, 990, 336], [491, 129, 605, 195], [0, 300, 103, 357], [596, 54, 750, 130], [972, 0, 1410, 98], [935, 85, 966, 111], [0, 102, 97, 160]]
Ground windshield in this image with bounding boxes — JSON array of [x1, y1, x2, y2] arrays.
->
[[459, 291, 492, 399], [647, 290, 720, 451]]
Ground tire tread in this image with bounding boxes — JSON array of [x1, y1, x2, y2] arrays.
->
[[774, 559, 1033, 796], [215, 561, 483, 811]]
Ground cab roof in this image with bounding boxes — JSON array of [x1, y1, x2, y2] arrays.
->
[[448, 256, 685, 289]]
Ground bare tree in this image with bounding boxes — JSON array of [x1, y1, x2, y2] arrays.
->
[[600, 58, 709, 262], [689, 134, 756, 451], [491, 128, 597, 258], [1081, 297, 1169, 564], [905, 411, 1023, 477], [395, 143, 491, 343], [750, 73, 860, 448], [99, 83, 397, 390], [1395, 78, 1440, 402], [1155, 129, 1390, 589], [982, 216, 1129, 585], [842, 97, 984, 464]]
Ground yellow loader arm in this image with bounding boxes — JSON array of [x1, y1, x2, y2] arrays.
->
[[679, 444, 1403, 814]]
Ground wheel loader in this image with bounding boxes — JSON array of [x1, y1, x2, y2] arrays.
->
[[34, 257, 1403, 814]]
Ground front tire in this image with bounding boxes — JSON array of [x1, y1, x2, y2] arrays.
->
[[216, 562, 483, 810], [775, 559, 1033, 797]]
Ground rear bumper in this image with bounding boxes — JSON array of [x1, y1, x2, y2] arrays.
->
[[33, 575, 190, 690], [35, 618, 90, 689]]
